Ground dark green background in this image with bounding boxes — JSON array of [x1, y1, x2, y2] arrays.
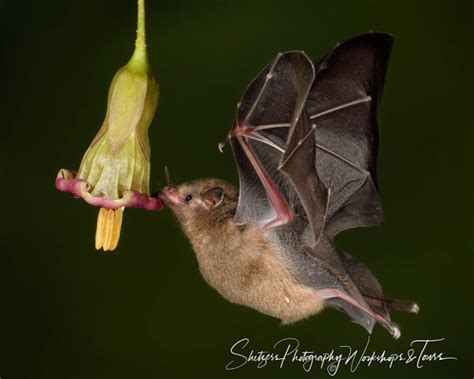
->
[[1, 0, 472, 378]]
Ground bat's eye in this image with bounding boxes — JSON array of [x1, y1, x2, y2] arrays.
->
[[185, 194, 193, 204]]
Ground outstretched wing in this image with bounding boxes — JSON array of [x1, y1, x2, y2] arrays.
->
[[306, 32, 393, 239], [279, 108, 329, 245], [223, 32, 393, 244], [228, 51, 319, 230]]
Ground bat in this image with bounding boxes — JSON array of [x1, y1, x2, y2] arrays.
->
[[161, 32, 418, 338]]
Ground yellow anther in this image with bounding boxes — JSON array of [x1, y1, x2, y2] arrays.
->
[[95, 208, 124, 252]]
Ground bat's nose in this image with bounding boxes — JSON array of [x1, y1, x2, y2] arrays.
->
[[161, 186, 182, 206], [161, 186, 177, 196]]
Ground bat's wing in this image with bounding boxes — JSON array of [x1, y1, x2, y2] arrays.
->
[[305, 32, 393, 239], [223, 33, 392, 244], [227, 51, 321, 230], [279, 108, 329, 245]]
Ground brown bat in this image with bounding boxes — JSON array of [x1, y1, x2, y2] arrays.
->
[[160, 32, 419, 338]]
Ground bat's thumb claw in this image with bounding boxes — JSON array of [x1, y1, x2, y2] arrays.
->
[[218, 133, 232, 153], [218, 142, 225, 153]]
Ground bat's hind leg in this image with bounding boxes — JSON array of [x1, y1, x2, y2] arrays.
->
[[365, 296, 419, 339], [319, 289, 406, 339], [364, 296, 420, 314], [373, 314, 401, 339], [317, 288, 377, 333], [335, 250, 419, 338]]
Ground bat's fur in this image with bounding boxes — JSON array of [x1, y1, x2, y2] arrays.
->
[[161, 179, 324, 324]]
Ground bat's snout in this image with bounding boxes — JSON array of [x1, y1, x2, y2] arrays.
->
[[160, 186, 183, 206]]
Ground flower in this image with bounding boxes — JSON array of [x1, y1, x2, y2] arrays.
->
[[56, 0, 163, 251]]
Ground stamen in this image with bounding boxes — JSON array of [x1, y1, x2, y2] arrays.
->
[[95, 207, 124, 251], [95, 208, 107, 250], [103, 209, 115, 251], [110, 208, 124, 251]]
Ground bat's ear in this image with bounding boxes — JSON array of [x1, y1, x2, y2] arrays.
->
[[202, 186, 224, 209]]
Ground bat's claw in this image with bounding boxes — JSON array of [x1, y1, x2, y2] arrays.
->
[[218, 133, 232, 153], [410, 303, 420, 314], [218, 142, 225, 153], [374, 313, 402, 339], [391, 324, 401, 340]]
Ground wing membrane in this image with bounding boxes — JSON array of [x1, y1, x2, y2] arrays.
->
[[231, 51, 315, 227], [307, 33, 393, 235], [227, 32, 393, 241]]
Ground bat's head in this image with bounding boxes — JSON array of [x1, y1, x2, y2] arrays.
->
[[160, 178, 238, 233]]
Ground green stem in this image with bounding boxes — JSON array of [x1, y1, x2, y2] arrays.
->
[[128, 0, 149, 72]]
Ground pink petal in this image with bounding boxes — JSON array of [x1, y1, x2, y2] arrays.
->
[[55, 169, 165, 211]]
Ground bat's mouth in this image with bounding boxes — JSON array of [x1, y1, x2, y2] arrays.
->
[[160, 186, 183, 207]]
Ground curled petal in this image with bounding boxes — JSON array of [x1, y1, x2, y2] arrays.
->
[[56, 169, 164, 211]]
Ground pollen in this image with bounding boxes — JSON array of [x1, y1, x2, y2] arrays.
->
[[95, 207, 124, 251]]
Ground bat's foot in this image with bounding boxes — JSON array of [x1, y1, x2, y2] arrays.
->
[[318, 289, 418, 339], [374, 314, 401, 339], [365, 296, 420, 314], [388, 299, 420, 314], [410, 303, 420, 314], [392, 325, 401, 339], [365, 296, 420, 339]]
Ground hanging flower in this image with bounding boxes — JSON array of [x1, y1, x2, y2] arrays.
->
[[55, 0, 163, 251]]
